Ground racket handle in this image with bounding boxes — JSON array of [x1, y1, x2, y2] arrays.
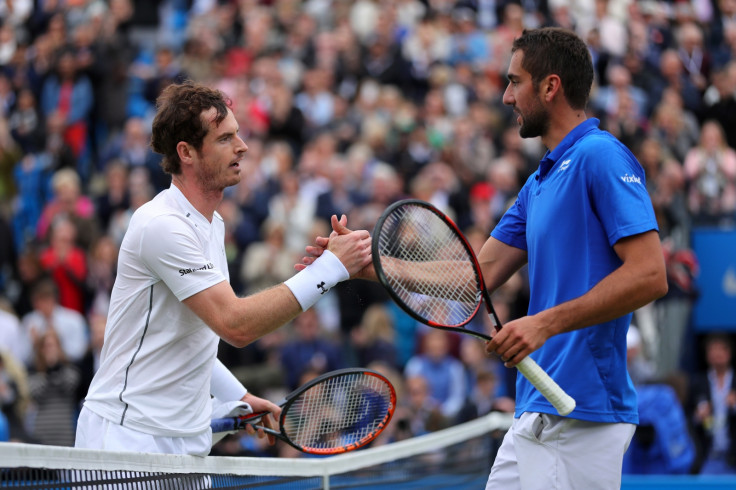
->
[[211, 411, 267, 433], [516, 356, 576, 416], [211, 417, 239, 433]]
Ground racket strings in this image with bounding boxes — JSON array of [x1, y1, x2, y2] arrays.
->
[[284, 373, 392, 450], [378, 206, 481, 326]]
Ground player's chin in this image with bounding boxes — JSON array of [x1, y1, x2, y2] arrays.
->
[[225, 167, 242, 184]]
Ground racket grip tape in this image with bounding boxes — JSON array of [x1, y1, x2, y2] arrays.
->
[[516, 356, 576, 416]]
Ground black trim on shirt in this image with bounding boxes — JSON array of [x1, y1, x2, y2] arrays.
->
[[119, 285, 154, 425]]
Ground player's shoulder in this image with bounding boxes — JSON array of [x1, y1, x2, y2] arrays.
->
[[576, 130, 639, 169], [128, 190, 196, 235], [576, 127, 625, 153]]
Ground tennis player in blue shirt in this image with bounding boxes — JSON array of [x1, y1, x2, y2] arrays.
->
[[479, 28, 669, 489]]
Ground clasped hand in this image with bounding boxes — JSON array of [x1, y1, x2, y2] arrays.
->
[[295, 215, 375, 280]]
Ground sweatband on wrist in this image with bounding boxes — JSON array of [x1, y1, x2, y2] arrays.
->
[[210, 359, 247, 401], [285, 250, 349, 311]]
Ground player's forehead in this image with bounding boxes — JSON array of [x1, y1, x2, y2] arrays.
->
[[202, 107, 237, 137], [506, 50, 528, 80]]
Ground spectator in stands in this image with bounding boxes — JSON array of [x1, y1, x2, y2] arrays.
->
[[593, 62, 649, 124], [40, 47, 94, 180], [19, 278, 88, 368], [701, 62, 736, 150], [396, 374, 449, 439], [279, 308, 344, 391], [10, 152, 54, 255], [689, 333, 736, 474], [315, 156, 366, 224], [7, 88, 43, 154], [264, 82, 307, 157], [0, 348, 31, 443], [239, 218, 297, 297], [92, 159, 130, 232], [36, 168, 98, 251], [683, 119, 736, 226], [0, 109, 21, 198], [649, 89, 701, 163], [267, 170, 317, 254], [100, 117, 166, 192], [85, 234, 118, 316], [401, 14, 450, 102], [27, 328, 81, 446], [9, 247, 45, 318], [0, 298, 24, 358], [448, 7, 490, 69], [350, 303, 399, 371], [458, 337, 514, 418], [404, 329, 466, 420], [294, 68, 336, 136], [676, 21, 712, 94], [639, 138, 691, 246], [456, 369, 513, 424], [38, 216, 88, 315], [650, 48, 704, 118], [106, 167, 155, 246], [143, 45, 188, 109], [358, 30, 410, 91]]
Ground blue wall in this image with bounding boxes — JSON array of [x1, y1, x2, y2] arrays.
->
[[623, 475, 736, 489], [691, 227, 736, 331]]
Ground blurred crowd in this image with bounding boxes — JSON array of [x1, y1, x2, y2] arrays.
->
[[1, 0, 736, 474]]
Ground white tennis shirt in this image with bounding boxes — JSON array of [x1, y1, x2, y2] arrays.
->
[[84, 186, 234, 437]]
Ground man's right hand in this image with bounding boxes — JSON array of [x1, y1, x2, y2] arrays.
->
[[296, 215, 376, 281]]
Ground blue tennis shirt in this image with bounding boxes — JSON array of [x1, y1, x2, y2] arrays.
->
[[491, 118, 658, 424]]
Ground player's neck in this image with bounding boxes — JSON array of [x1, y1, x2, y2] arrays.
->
[[542, 106, 587, 152], [171, 178, 223, 222]]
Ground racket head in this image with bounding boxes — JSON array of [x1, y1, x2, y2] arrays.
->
[[372, 199, 489, 337], [277, 367, 396, 455]]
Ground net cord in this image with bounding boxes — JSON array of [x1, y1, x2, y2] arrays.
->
[[0, 412, 512, 478]]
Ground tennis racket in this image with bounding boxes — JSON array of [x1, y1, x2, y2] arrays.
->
[[372, 199, 576, 416], [211, 367, 396, 455]]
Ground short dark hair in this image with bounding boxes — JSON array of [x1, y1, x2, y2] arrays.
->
[[150, 81, 231, 175], [511, 27, 594, 110], [705, 332, 733, 350]]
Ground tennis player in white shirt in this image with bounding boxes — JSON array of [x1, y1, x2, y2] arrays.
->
[[75, 82, 372, 456]]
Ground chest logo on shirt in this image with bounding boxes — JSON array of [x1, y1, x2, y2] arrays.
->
[[620, 173, 642, 185], [179, 262, 214, 276], [558, 159, 571, 172]]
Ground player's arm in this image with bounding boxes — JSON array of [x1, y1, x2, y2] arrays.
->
[[185, 218, 372, 347], [476, 236, 528, 292], [489, 230, 668, 366], [185, 281, 302, 347], [539, 230, 667, 335]]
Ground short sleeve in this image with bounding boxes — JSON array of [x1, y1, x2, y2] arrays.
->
[[588, 143, 658, 246], [491, 176, 532, 251], [138, 214, 227, 301]]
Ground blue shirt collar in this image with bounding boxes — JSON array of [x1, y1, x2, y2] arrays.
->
[[539, 118, 600, 178]]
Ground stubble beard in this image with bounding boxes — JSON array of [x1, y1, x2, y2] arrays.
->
[[196, 161, 238, 195], [518, 95, 550, 139]]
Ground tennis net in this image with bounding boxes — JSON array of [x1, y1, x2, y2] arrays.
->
[[0, 412, 512, 489]]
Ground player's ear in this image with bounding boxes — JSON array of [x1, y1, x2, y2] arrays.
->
[[177, 141, 194, 163], [542, 74, 562, 102]]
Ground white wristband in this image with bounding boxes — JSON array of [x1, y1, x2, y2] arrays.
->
[[210, 359, 247, 401], [285, 250, 349, 311]]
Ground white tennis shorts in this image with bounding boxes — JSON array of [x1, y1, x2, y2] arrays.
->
[[486, 411, 636, 490], [75, 406, 212, 457]]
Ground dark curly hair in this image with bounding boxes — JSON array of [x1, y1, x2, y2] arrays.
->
[[150, 81, 231, 175], [512, 28, 594, 111]]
